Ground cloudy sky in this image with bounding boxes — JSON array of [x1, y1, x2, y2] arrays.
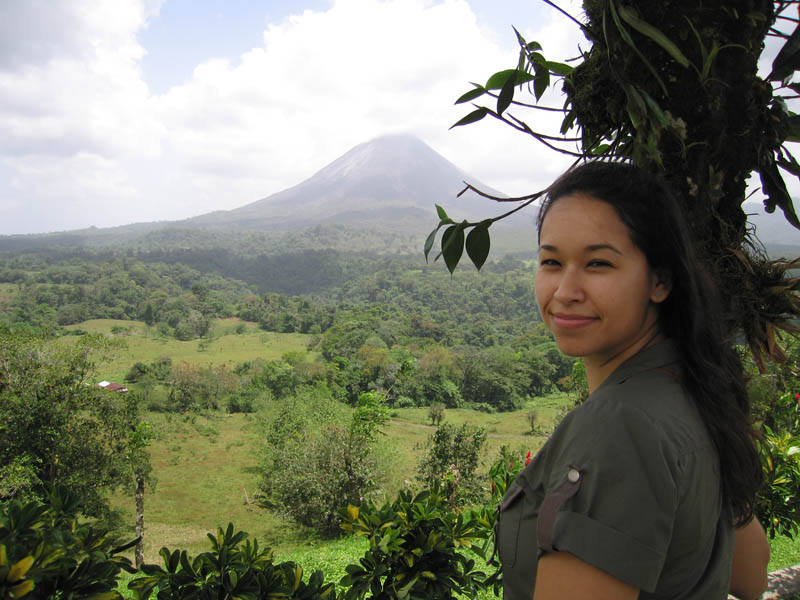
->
[[0, 0, 596, 235], [1, 0, 792, 236]]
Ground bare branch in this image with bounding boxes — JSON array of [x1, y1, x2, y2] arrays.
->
[[457, 182, 542, 203], [540, 0, 591, 37], [484, 90, 567, 112], [768, 27, 791, 39]]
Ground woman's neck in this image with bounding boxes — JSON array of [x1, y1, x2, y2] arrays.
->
[[585, 329, 665, 394]]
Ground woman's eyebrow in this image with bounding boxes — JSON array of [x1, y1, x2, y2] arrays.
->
[[586, 243, 623, 255], [538, 243, 623, 254]]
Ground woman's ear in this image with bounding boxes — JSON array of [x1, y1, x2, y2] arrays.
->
[[651, 271, 672, 303]]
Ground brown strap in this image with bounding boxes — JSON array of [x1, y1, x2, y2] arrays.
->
[[537, 466, 582, 553]]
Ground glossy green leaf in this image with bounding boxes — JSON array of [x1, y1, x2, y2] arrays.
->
[[449, 108, 489, 130], [441, 224, 466, 275], [455, 86, 486, 105], [589, 143, 611, 155], [617, 5, 690, 68], [546, 61, 573, 76], [485, 69, 535, 90], [435, 204, 449, 221], [465, 222, 491, 270]]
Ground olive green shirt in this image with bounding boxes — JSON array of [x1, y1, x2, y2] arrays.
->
[[498, 341, 733, 599]]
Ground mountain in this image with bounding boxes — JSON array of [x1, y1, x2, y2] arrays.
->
[[743, 201, 800, 248], [179, 133, 515, 231], [0, 134, 795, 256]]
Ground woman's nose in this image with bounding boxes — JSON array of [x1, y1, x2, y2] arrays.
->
[[553, 268, 585, 303]]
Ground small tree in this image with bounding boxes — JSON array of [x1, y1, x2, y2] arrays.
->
[[526, 408, 538, 434], [428, 403, 445, 426], [416, 423, 487, 508]]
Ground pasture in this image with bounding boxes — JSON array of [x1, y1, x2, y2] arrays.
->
[[61, 317, 795, 592], [65, 318, 314, 383]]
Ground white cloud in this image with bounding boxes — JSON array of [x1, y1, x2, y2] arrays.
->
[[0, 0, 583, 234]]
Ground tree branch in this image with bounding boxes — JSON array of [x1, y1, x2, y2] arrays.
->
[[540, 0, 591, 37]]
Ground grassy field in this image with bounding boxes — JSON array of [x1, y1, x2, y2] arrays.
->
[[65, 318, 314, 382]]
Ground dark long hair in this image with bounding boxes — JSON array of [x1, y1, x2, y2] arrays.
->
[[538, 161, 762, 523]]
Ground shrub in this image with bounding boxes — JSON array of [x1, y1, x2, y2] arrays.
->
[[260, 392, 388, 536], [129, 523, 335, 600], [227, 394, 255, 414], [340, 485, 489, 600], [416, 424, 487, 508], [756, 425, 800, 539]]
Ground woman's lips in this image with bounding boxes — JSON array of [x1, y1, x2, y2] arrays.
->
[[551, 313, 598, 329]]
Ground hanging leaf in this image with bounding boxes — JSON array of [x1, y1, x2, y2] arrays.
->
[[423, 227, 438, 262], [700, 44, 720, 82], [623, 83, 647, 130], [455, 85, 486, 105], [760, 163, 800, 229], [608, 0, 668, 95], [497, 73, 516, 115], [785, 113, 800, 142], [617, 5, 690, 68], [441, 224, 466, 274], [533, 62, 550, 101], [449, 108, 489, 130], [639, 89, 668, 126], [465, 221, 492, 270]]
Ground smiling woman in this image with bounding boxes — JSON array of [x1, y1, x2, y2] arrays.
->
[[496, 162, 768, 600], [535, 193, 668, 389]]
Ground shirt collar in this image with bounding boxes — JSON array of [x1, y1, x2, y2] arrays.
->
[[597, 339, 681, 390]]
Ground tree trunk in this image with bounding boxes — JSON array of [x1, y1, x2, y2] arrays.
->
[[135, 474, 145, 569]]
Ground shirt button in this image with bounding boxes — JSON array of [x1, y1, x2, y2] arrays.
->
[[568, 468, 580, 483]]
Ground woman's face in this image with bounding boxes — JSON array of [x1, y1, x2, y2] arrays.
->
[[535, 193, 669, 369]]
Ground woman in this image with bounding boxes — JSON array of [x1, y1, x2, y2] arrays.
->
[[497, 162, 770, 600]]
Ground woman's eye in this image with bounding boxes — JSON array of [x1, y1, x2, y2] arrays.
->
[[588, 260, 612, 268], [539, 259, 560, 267]]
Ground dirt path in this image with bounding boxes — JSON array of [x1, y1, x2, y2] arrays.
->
[[389, 419, 533, 440]]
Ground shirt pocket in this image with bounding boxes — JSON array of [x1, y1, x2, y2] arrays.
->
[[496, 481, 539, 569]]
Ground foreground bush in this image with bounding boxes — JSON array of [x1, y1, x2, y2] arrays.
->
[[340, 485, 489, 600], [0, 487, 136, 599], [129, 523, 335, 600]]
